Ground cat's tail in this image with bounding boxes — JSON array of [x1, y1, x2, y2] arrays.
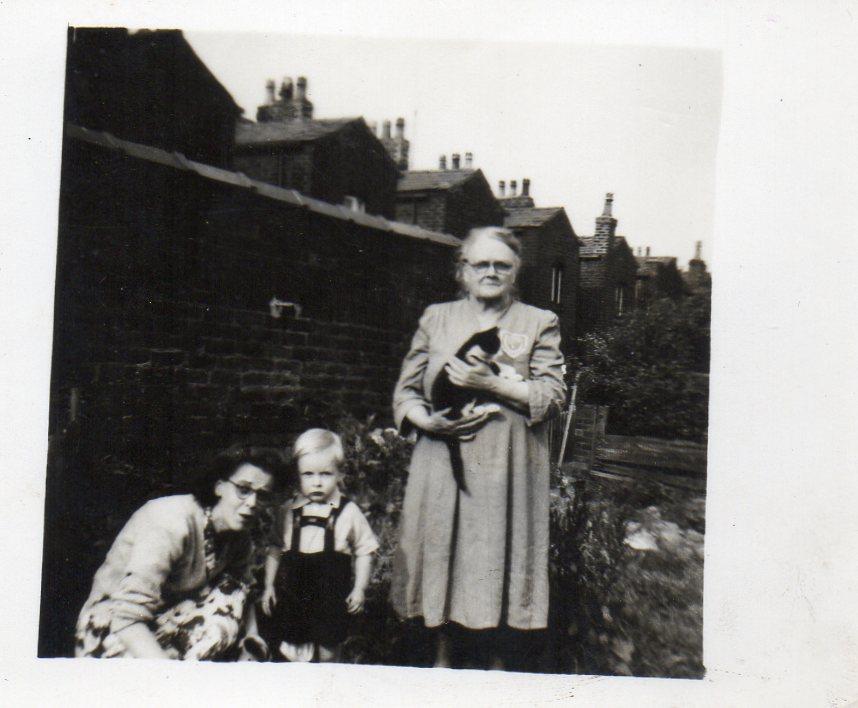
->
[[448, 439, 467, 494]]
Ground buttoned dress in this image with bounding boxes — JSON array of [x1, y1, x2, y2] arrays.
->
[[390, 299, 566, 630]]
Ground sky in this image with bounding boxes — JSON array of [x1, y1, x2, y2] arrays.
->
[[186, 32, 722, 268]]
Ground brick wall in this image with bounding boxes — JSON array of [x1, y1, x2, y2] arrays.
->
[[51, 137, 456, 475]]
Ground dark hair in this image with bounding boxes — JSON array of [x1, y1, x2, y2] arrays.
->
[[187, 444, 289, 507]]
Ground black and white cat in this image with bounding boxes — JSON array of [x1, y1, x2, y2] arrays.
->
[[430, 327, 521, 493]]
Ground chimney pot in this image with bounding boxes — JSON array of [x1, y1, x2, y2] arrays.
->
[[296, 76, 307, 100], [522, 178, 530, 196], [646, 246, 651, 257], [451, 153, 460, 169], [383, 120, 392, 139], [265, 79, 276, 104], [439, 155, 447, 170], [510, 179, 518, 196], [279, 77, 293, 101], [499, 180, 506, 197], [464, 152, 473, 168], [395, 117, 405, 137], [694, 241, 702, 260], [602, 192, 614, 217]]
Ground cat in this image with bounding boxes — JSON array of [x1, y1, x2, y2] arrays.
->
[[430, 327, 505, 493]]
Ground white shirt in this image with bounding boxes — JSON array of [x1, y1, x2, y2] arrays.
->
[[268, 489, 379, 557]]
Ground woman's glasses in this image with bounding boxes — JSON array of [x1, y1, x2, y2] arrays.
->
[[226, 479, 273, 506], [464, 260, 515, 275]]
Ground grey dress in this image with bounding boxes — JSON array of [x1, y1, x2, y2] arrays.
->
[[390, 299, 566, 630]]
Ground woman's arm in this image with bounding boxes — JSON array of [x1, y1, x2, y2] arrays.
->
[[115, 622, 171, 659], [444, 356, 531, 411]]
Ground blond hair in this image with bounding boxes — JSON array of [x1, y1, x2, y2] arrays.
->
[[293, 428, 345, 467]]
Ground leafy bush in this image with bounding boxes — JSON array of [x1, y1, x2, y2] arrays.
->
[[574, 294, 711, 442]]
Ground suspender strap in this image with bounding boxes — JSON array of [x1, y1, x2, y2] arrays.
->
[[290, 496, 351, 553], [324, 496, 350, 553], [290, 506, 303, 554]]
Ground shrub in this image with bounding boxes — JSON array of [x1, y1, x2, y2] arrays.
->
[[574, 294, 711, 442]]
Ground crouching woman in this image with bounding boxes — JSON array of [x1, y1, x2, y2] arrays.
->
[[75, 444, 287, 660]]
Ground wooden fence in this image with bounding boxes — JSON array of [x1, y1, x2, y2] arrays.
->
[[550, 403, 708, 491]]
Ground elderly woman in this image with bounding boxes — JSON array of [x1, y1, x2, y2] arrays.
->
[[75, 445, 286, 660], [391, 226, 567, 669]]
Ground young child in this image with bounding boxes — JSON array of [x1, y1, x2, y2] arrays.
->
[[260, 428, 378, 662]]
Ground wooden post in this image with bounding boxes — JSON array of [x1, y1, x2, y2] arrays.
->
[[557, 371, 581, 467]]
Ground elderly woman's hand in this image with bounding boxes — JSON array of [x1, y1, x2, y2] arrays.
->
[[444, 353, 498, 393], [423, 407, 493, 441]]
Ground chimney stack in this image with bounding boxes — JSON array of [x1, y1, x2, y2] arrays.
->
[[279, 77, 293, 101], [646, 246, 651, 257], [465, 152, 473, 168], [602, 192, 614, 217], [265, 79, 276, 104], [510, 180, 518, 196], [522, 178, 530, 196], [499, 180, 506, 197], [395, 117, 405, 137], [439, 155, 447, 170], [451, 153, 461, 169], [383, 120, 392, 139]]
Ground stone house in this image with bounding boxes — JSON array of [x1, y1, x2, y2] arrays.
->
[[395, 154, 505, 238], [577, 193, 639, 333], [233, 78, 400, 219], [500, 179, 580, 353], [634, 249, 685, 308], [64, 27, 243, 168]]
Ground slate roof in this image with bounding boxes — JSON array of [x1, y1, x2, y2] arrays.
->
[[397, 169, 476, 192], [503, 207, 564, 228], [235, 118, 359, 146], [66, 123, 461, 248]]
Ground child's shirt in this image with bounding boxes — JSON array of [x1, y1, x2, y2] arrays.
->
[[268, 489, 379, 557]]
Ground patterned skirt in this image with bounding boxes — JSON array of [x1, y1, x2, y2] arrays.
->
[[75, 574, 265, 660]]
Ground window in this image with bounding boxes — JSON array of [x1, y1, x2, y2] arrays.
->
[[550, 265, 563, 305], [343, 195, 366, 213]]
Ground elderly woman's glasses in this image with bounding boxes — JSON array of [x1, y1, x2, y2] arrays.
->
[[464, 260, 514, 275], [226, 479, 273, 506]]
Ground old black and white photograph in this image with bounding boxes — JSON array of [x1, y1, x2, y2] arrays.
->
[[38, 26, 716, 675], [6, 2, 858, 705]]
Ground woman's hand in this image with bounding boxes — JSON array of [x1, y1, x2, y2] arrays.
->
[[260, 585, 277, 617], [115, 621, 171, 659], [444, 354, 498, 393], [423, 407, 493, 441]]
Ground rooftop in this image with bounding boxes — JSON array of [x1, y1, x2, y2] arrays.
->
[[235, 118, 359, 146], [398, 169, 476, 192], [504, 207, 564, 228], [66, 123, 461, 249]]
